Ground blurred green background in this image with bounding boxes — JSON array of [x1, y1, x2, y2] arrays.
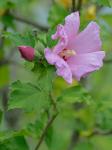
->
[[0, 0, 112, 150]]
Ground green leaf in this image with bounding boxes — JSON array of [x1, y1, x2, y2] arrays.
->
[[8, 80, 49, 111], [96, 106, 112, 130], [26, 119, 44, 139], [46, 28, 58, 48], [33, 63, 55, 92], [37, 32, 47, 47], [0, 130, 28, 142], [75, 140, 94, 150], [57, 85, 93, 120], [3, 31, 35, 47], [91, 136, 112, 150], [96, 0, 111, 7], [1, 14, 14, 28], [0, 0, 15, 9], [58, 85, 92, 104], [0, 136, 29, 150], [48, 4, 68, 27], [0, 0, 7, 9]]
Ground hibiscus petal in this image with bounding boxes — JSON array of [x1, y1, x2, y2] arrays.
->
[[68, 22, 102, 53], [52, 25, 68, 54], [51, 12, 80, 54], [45, 48, 72, 84], [67, 51, 105, 80], [52, 25, 65, 40], [64, 12, 80, 40]]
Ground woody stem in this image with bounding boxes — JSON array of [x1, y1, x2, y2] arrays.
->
[[72, 0, 76, 12]]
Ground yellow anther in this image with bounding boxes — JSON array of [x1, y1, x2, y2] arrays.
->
[[60, 50, 76, 58]]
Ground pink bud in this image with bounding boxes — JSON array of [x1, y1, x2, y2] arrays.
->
[[18, 46, 35, 61]]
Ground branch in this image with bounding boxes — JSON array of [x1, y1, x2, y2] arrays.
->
[[1, 86, 9, 111], [10, 13, 49, 32], [51, 0, 55, 5], [72, 0, 76, 12], [88, 129, 112, 137], [0, 59, 23, 68], [68, 129, 112, 150], [49, 93, 57, 112], [34, 112, 58, 150], [68, 130, 80, 150], [104, 59, 112, 64], [77, 0, 83, 11], [0, 26, 7, 49], [34, 92, 58, 150]]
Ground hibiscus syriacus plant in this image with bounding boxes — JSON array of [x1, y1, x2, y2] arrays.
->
[[45, 12, 105, 83], [3, 1, 108, 148], [14, 11, 106, 149]]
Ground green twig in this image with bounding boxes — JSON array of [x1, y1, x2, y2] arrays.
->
[[49, 93, 57, 112], [34, 112, 58, 150], [34, 92, 58, 150], [87, 129, 112, 138]]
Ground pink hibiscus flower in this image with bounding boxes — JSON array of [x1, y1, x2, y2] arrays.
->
[[45, 12, 105, 84]]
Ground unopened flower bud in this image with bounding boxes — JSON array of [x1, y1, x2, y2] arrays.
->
[[18, 46, 35, 61]]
